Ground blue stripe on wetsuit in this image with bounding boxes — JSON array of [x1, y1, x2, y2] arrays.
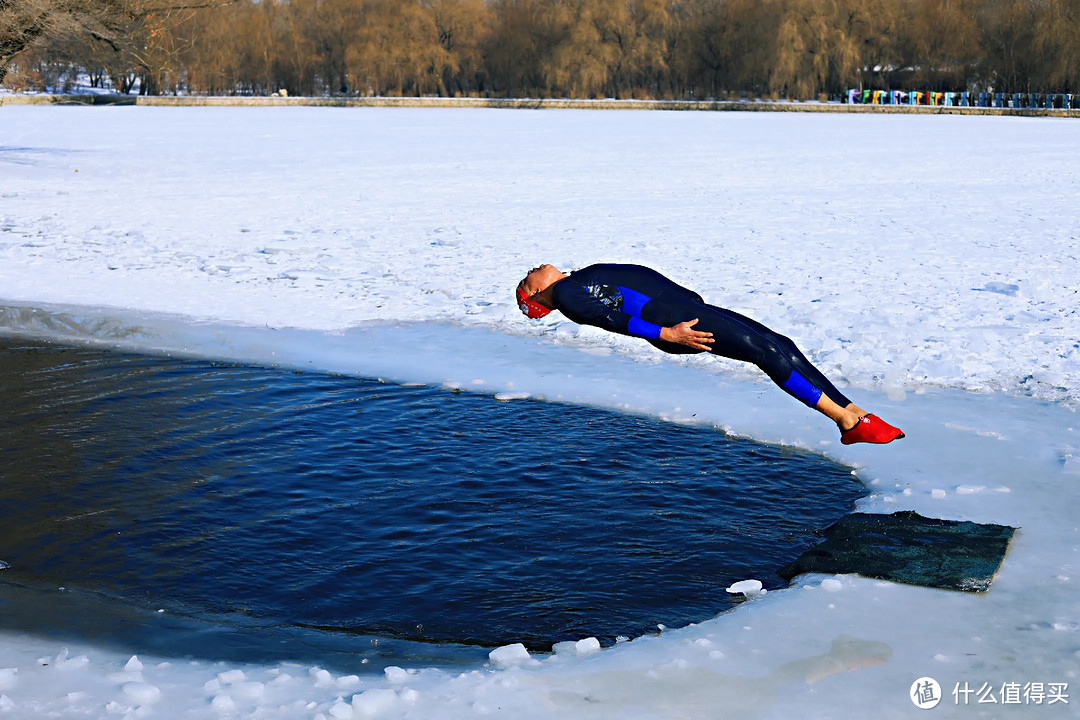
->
[[619, 286, 662, 340], [618, 286, 651, 316], [627, 316, 662, 340], [781, 370, 824, 407]]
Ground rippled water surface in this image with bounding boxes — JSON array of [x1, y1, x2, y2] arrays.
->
[[0, 338, 864, 668]]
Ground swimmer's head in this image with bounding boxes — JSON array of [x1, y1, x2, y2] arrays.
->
[[516, 264, 562, 319]]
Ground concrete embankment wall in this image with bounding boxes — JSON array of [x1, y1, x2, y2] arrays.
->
[[3, 93, 1078, 117]]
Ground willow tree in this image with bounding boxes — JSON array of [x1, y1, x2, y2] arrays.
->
[[270, 0, 320, 95], [907, 0, 981, 89], [426, 0, 492, 95], [605, 0, 671, 98], [855, 0, 907, 91], [537, 0, 617, 97], [347, 0, 453, 95], [181, 0, 270, 94], [669, 0, 780, 98], [484, 0, 546, 96], [770, 0, 832, 98], [770, 0, 874, 99], [1030, 0, 1080, 92]]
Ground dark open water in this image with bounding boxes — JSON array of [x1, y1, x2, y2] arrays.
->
[[0, 338, 864, 670]]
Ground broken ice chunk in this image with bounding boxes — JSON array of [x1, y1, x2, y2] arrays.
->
[[726, 579, 767, 599]]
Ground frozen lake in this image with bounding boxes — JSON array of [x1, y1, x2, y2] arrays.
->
[[1, 106, 1078, 718]]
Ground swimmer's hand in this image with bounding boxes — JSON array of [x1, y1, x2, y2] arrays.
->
[[660, 319, 714, 351]]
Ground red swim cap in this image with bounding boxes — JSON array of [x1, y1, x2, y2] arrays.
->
[[516, 284, 552, 319]]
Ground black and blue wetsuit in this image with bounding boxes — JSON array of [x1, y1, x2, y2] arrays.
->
[[550, 264, 852, 408]]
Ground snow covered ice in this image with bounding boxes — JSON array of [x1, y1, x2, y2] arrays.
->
[[1, 105, 1079, 718]]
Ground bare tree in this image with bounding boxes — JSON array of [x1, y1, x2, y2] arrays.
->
[[1, 0, 129, 82], [2, 0, 235, 90]]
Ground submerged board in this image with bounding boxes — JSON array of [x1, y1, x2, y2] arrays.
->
[[778, 511, 1017, 592]]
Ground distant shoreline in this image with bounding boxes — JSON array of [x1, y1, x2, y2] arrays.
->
[[2, 93, 1078, 117]]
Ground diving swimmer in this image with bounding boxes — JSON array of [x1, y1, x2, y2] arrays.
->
[[516, 263, 904, 445]]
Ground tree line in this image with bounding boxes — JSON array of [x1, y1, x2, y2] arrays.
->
[[3, 0, 1079, 100]]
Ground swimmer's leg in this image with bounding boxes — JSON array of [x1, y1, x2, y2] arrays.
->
[[695, 307, 904, 443], [691, 306, 851, 407], [651, 301, 898, 438]]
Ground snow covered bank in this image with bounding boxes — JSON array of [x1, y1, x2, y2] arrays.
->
[[6, 93, 1080, 118], [1, 106, 1079, 718]]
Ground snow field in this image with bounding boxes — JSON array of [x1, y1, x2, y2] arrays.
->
[[1, 106, 1079, 718]]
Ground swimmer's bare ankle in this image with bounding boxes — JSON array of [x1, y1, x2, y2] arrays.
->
[[838, 410, 863, 431]]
